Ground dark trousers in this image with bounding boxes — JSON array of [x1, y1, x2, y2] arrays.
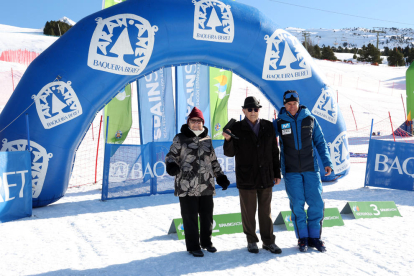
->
[[179, 195, 214, 251], [239, 187, 275, 245]]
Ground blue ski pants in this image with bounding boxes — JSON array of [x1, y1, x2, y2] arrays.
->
[[284, 171, 324, 239]]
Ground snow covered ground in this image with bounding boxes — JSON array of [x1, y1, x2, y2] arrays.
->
[[1, 23, 413, 276], [1, 163, 413, 276]]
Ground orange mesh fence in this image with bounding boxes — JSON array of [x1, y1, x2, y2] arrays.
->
[[0, 50, 40, 66]]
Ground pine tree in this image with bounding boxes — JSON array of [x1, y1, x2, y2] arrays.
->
[[43, 20, 72, 36], [407, 49, 414, 64], [302, 41, 314, 57], [404, 46, 410, 57], [313, 45, 321, 59], [321, 46, 337, 60], [387, 48, 405, 66], [357, 44, 381, 64]]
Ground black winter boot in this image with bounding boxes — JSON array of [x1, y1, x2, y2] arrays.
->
[[298, 238, 308, 252], [308, 238, 327, 253], [189, 249, 204, 257]]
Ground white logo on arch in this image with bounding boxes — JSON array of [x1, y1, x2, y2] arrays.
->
[[262, 29, 312, 81], [312, 86, 338, 124], [193, 0, 234, 43], [329, 131, 350, 174], [109, 161, 129, 182], [88, 14, 158, 75], [1, 139, 53, 199], [32, 81, 82, 129]]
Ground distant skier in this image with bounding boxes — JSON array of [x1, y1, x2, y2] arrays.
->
[[274, 90, 333, 253]]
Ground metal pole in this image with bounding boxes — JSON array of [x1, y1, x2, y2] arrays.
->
[[25, 114, 31, 151], [95, 115, 103, 183], [401, 94, 407, 122], [11, 68, 15, 91], [389, 111, 396, 142], [350, 105, 358, 130], [369, 119, 374, 140], [365, 118, 375, 188]]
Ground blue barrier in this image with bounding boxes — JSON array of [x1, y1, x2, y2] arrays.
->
[[102, 141, 236, 200], [0, 0, 349, 207], [365, 139, 414, 191], [0, 151, 32, 223]]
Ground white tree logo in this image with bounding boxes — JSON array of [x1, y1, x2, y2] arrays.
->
[[312, 86, 338, 124], [328, 131, 350, 174], [1, 139, 53, 199], [88, 14, 158, 75], [109, 161, 129, 182], [32, 81, 82, 129], [193, 0, 234, 43], [262, 29, 312, 81]]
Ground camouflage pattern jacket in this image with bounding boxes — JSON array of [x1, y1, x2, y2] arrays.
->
[[165, 125, 224, 197]]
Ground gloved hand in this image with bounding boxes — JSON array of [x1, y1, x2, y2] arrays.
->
[[216, 174, 230, 190], [166, 162, 180, 176]]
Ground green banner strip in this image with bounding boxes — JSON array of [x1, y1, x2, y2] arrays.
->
[[340, 201, 401, 219], [103, 0, 132, 144], [104, 0, 126, 9], [169, 213, 242, 240], [209, 67, 232, 140], [104, 85, 132, 144], [274, 208, 344, 231]]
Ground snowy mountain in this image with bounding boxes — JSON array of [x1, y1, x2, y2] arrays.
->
[[1, 22, 412, 56], [58, 16, 76, 26], [286, 27, 414, 50]]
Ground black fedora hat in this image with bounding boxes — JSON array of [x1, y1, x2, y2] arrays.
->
[[242, 96, 262, 108]]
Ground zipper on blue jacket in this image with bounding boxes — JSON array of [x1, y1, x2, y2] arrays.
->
[[288, 112, 302, 172], [294, 119, 302, 171]]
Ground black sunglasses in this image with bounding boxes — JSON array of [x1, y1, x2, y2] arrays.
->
[[189, 119, 203, 123], [247, 108, 259, 112]]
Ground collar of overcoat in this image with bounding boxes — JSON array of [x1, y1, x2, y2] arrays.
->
[[240, 118, 267, 143]]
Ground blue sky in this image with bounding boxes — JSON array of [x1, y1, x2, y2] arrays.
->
[[0, 0, 413, 29]]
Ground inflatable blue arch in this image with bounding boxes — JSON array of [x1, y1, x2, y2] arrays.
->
[[0, 0, 350, 207]]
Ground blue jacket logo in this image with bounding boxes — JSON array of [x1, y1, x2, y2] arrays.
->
[[281, 123, 291, 129]]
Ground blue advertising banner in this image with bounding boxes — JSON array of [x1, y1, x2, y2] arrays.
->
[[0, 151, 32, 223], [365, 139, 414, 191], [176, 64, 210, 134], [138, 67, 175, 144], [102, 140, 236, 200]]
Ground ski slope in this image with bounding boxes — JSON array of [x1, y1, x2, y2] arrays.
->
[[0, 22, 413, 276]]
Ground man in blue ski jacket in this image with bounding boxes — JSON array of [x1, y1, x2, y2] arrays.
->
[[274, 90, 333, 253]]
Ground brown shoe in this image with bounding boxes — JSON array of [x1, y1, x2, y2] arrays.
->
[[263, 243, 282, 254]]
